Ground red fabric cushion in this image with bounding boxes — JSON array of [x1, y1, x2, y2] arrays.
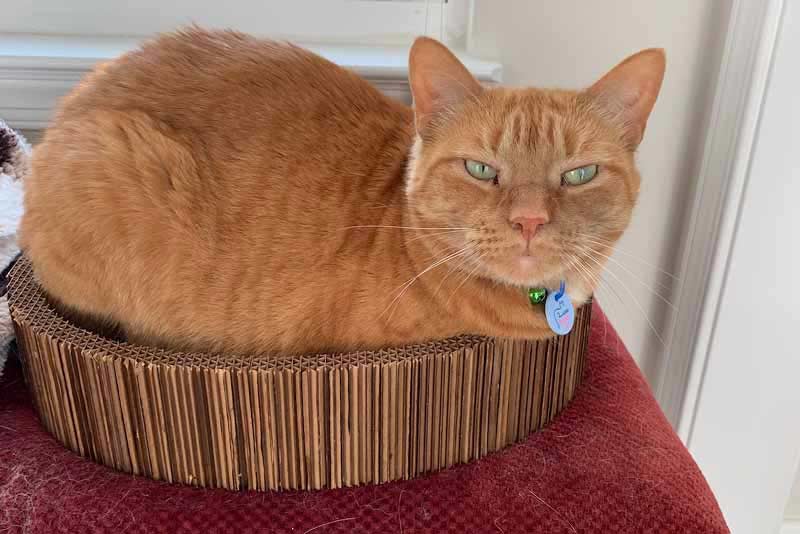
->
[[0, 304, 728, 533]]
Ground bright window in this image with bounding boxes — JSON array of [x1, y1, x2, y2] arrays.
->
[[0, 1, 500, 129]]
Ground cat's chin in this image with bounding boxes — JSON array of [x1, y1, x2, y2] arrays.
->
[[483, 259, 563, 291], [501, 254, 561, 286], [516, 255, 539, 271]]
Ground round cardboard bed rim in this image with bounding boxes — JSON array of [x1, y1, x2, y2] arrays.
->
[[7, 256, 586, 369], [6, 255, 591, 491], [8, 256, 507, 369]]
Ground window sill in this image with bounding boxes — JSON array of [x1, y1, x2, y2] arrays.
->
[[0, 33, 503, 129]]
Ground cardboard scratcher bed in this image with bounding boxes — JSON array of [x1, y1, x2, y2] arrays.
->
[[6, 256, 591, 491]]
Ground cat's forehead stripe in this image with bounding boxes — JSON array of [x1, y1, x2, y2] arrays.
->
[[500, 106, 527, 152], [482, 102, 505, 152]]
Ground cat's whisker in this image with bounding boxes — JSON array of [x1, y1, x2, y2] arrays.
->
[[592, 268, 628, 310], [574, 233, 680, 280], [577, 260, 624, 356], [571, 260, 600, 291], [564, 251, 644, 346], [418, 240, 464, 263], [589, 276, 627, 327], [445, 251, 487, 307], [564, 249, 634, 320], [579, 249, 665, 345], [406, 229, 470, 244], [381, 245, 474, 320], [341, 225, 473, 231], [562, 252, 604, 299], [560, 251, 586, 283], [433, 248, 481, 297], [575, 242, 674, 305], [564, 253, 624, 319], [580, 243, 674, 293], [572, 238, 678, 343], [579, 246, 678, 311]]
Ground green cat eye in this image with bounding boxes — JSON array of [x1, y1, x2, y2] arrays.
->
[[562, 164, 599, 186], [465, 160, 498, 182]]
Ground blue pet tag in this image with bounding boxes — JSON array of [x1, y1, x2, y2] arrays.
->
[[545, 280, 575, 336]]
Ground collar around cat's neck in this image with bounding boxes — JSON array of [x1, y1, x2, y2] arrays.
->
[[528, 280, 575, 336]]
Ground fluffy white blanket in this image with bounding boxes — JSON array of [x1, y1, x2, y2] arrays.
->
[[0, 120, 29, 376]]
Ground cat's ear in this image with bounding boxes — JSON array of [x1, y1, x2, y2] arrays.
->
[[408, 37, 483, 133], [586, 48, 666, 148]]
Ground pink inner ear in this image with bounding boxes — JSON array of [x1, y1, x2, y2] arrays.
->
[[588, 50, 665, 147], [409, 37, 483, 131], [616, 84, 644, 108], [420, 75, 449, 113], [412, 71, 483, 133], [427, 74, 476, 110]]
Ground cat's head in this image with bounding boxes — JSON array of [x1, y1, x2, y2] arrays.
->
[[405, 37, 665, 303]]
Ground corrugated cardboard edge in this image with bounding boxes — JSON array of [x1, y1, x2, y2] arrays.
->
[[7, 256, 591, 491]]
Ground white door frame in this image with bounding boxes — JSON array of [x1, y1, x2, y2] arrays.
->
[[658, 0, 800, 532], [656, 0, 784, 438]]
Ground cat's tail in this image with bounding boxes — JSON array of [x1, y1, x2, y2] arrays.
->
[[0, 119, 32, 182]]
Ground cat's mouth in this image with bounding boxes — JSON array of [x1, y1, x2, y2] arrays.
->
[[480, 244, 568, 289], [516, 253, 538, 270], [495, 247, 595, 304]]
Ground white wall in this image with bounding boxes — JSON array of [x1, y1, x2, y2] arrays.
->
[[784, 0, 800, 490], [467, 0, 732, 386]]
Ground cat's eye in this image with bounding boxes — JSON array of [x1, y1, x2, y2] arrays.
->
[[465, 160, 498, 182], [562, 164, 599, 186]]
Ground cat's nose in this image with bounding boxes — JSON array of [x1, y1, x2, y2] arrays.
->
[[511, 216, 548, 241]]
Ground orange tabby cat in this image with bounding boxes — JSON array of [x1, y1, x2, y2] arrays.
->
[[19, 29, 665, 355]]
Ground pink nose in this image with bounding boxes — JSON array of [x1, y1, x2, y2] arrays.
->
[[511, 216, 547, 241]]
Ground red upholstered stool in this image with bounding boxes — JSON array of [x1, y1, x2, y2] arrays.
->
[[0, 304, 728, 533]]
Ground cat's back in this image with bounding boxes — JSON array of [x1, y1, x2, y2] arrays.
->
[[58, 28, 404, 142], [20, 28, 414, 353]]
